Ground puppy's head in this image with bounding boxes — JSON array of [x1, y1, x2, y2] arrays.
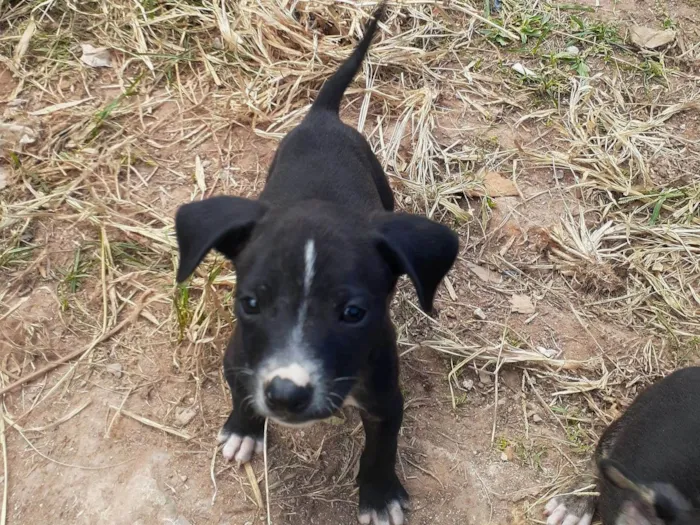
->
[[175, 197, 458, 425], [599, 459, 699, 525]]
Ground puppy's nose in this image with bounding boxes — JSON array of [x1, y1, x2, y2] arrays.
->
[[264, 377, 313, 413]]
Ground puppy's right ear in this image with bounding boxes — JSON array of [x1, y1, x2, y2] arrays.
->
[[599, 459, 650, 497], [174, 196, 268, 282], [599, 459, 692, 523]]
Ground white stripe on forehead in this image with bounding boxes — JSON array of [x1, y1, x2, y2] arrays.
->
[[290, 239, 315, 347], [303, 239, 316, 296]]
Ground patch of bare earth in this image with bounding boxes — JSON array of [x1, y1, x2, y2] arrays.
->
[[1, 1, 699, 525]]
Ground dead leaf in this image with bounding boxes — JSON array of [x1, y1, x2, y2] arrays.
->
[[105, 363, 123, 378], [13, 20, 36, 66], [629, 25, 676, 49], [466, 172, 519, 198], [466, 262, 503, 284], [0, 122, 37, 148], [0, 167, 8, 191], [510, 294, 535, 314], [80, 44, 113, 68], [175, 407, 197, 427]]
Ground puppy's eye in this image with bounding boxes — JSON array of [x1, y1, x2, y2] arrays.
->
[[341, 305, 366, 324], [240, 296, 260, 315]]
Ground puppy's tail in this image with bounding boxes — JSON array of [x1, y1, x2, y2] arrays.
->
[[311, 2, 386, 114]]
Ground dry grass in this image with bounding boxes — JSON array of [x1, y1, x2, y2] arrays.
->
[[1, 0, 700, 523]]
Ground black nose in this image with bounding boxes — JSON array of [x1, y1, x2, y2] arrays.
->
[[264, 377, 313, 413]]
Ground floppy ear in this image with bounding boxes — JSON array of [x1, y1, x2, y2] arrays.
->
[[599, 459, 648, 495], [600, 459, 690, 523], [373, 212, 459, 313], [174, 196, 268, 283]]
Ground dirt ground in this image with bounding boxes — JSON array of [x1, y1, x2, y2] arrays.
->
[[1, 1, 699, 524]]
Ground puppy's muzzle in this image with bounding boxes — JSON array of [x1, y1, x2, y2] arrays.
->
[[264, 376, 314, 414]]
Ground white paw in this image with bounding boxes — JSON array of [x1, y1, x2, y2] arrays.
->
[[358, 500, 405, 525], [217, 430, 263, 464], [545, 497, 593, 525]]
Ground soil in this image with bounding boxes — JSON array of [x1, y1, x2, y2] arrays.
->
[[1, 1, 698, 525]]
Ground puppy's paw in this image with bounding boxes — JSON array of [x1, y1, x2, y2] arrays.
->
[[217, 428, 263, 464], [544, 494, 595, 525], [358, 475, 409, 525]]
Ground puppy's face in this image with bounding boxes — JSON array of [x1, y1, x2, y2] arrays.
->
[[175, 196, 459, 426], [233, 206, 395, 425]]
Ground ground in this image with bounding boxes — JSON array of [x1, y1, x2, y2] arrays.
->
[[1, 1, 699, 524]]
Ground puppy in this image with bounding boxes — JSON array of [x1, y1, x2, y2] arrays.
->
[[545, 366, 700, 525], [174, 4, 459, 524]]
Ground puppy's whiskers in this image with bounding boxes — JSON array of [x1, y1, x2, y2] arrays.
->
[[332, 376, 358, 383], [326, 395, 341, 413], [241, 395, 255, 411]]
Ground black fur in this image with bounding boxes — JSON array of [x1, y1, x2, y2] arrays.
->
[[595, 367, 700, 525], [174, 3, 458, 523], [547, 368, 700, 525]]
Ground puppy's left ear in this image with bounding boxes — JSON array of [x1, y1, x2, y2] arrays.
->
[[373, 213, 459, 313], [174, 196, 268, 283]]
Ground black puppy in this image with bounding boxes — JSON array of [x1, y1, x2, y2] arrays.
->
[[545, 367, 700, 525], [174, 4, 458, 524]]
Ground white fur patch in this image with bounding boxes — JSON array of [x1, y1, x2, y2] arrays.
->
[[357, 500, 405, 525], [266, 363, 311, 387], [545, 498, 593, 525], [290, 239, 315, 347], [303, 239, 316, 297], [220, 433, 263, 464]]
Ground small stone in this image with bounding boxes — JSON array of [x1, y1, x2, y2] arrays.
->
[[512, 62, 537, 78], [462, 379, 474, 391], [478, 370, 492, 385], [501, 446, 514, 462], [532, 414, 543, 423], [473, 308, 487, 320], [536, 346, 558, 359], [565, 45, 580, 56], [105, 363, 123, 378], [180, 475, 188, 483], [175, 407, 197, 427]]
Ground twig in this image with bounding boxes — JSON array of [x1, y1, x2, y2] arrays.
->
[[25, 400, 92, 432], [264, 418, 271, 525], [108, 406, 192, 440], [245, 462, 263, 508], [0, 291, 153, 396], [0, 403, 7, 525], [210, 445, 218, 505]]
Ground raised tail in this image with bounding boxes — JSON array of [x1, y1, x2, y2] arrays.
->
[[311, 1, 386, 114]]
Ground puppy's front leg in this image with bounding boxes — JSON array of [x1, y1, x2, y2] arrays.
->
[[357, 390, 408, 525], [218, 348, 264, 464]]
